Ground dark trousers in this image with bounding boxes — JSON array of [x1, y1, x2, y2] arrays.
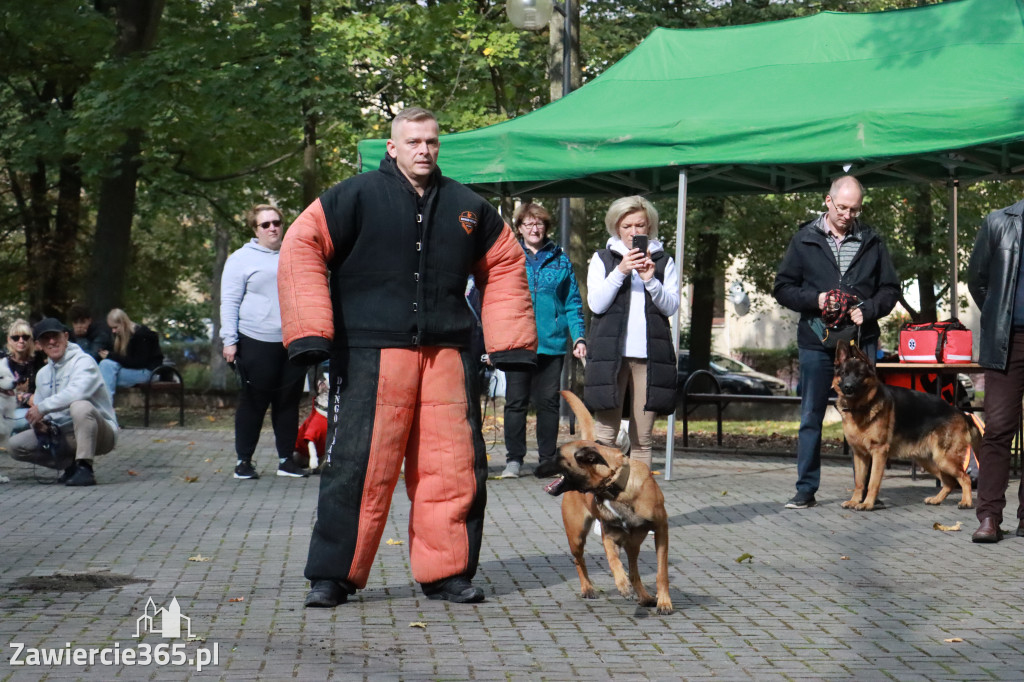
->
[[503, 353, 565, 464], [977, 331, 1024, 525], [234, 334, 305, 461], [796, 341, 875, 496]]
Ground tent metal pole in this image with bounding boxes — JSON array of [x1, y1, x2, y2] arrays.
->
[[948, 178, 959, 320], [665, 168, 688, 481]]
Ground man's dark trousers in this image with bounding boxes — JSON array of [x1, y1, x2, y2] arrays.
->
[[977, 331, 1024, 525]]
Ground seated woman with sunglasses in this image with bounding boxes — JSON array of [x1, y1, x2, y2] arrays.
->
[[4, 318, 47, 433], [98, 308, 164, 400], [220, 204, 307, 480]]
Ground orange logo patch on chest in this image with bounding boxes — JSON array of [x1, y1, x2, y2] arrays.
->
[[459, 211, 478, 235]]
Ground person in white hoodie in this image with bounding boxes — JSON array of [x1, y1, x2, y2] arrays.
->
[[220, 204, 307, 480], [7, 317, 118, 486], [583, 196, 679, 469]]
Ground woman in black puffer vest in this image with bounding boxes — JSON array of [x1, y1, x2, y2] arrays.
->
[[584, 196, 679, 469]]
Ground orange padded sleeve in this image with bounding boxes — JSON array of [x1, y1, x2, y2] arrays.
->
[[279, 199, 336, 348], [473, 224, 537, 355]]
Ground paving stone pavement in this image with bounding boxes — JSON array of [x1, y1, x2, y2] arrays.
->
[[2, 425, 1023, 681]]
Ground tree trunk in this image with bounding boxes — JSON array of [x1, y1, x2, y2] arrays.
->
[[688, 231, 719, 374], [300, 0, 318, 206], [87, 0, 165, 317], [209, 222, 231, 390], [911, 184, 938, 323]]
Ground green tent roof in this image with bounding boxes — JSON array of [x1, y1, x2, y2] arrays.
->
[[358, 0, 1024, 197]]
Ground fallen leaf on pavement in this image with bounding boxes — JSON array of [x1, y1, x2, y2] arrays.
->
[[228, 597, 244, 602], [735, 553, 753, 563], [386, 538, 404, 546], [840, 556, 850, 560], [944, 637, 963, 643], [188, 554, 210, 562], [153, 439, 166, 443], [721, 491, 728, 496], [933, 521, 962, 532], [206, 415, 216, 422], [409, 622, 427, 629], [184, 475, 199, 483], [127, 470, 139, 476]]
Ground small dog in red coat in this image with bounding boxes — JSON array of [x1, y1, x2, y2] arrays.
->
[[294, 372, 329, 473]]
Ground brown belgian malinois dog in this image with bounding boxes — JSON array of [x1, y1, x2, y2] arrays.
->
[[833, 343, 980, 511], [534, 390, 672, 615]]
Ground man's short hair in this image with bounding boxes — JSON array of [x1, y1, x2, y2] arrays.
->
[[67, 303, 92, 323], [390, 107, 438, 140], [828, 175, 865, 198]]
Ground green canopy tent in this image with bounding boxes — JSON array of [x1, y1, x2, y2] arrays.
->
[[358, 0, 1024, 477]]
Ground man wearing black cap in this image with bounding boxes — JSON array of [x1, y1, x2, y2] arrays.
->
[[6, 317, 118, 486]]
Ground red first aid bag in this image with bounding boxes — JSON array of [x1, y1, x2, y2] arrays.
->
[[898, 319, 973, 364]]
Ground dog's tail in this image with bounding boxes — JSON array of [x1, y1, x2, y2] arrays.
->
[[560, 390, 594, 442]]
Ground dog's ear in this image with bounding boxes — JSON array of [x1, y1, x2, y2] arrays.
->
[[835, 343, 849, 365], [574, 446, 609, 468]]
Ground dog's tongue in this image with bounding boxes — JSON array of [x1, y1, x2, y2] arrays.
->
[[544, 476, 565, 496]]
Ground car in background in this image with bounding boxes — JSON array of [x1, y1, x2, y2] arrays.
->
[[677, 351, 789, 397]]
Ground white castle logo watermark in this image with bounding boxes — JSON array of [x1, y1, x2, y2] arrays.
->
[[135, 597, 193, 639]]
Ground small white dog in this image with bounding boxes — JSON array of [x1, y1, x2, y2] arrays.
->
[[0, 356, 19, 482]]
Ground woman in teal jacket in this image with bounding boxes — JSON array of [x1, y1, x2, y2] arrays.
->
[[500, 203, 587, 478]]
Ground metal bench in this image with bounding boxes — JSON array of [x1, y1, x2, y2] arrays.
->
[[141, 363, 185, 427]]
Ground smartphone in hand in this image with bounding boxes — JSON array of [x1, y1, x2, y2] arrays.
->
[[631, 234, 649, 253]]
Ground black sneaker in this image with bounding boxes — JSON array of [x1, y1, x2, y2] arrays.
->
[[785, 493, 817, 509], [65, 463, 96, 487], [277, 459, 309, 478], [234, 461, 259, 480], [57, 463, 78, 484], [304, 580, 348, 608]]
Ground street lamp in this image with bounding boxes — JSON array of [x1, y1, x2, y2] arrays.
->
[[506, 0, 574, 253]]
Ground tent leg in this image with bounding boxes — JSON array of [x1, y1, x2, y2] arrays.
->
[[948, 178, 959, 320], [665, 168, 688, 482]]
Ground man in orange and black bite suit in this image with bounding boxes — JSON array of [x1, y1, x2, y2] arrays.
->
[[279, 107, 537, 607]]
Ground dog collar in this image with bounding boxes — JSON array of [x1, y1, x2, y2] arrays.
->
[[599, 462, 631, 499]]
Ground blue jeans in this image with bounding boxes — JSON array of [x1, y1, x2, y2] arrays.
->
[[796, 342, 874, 496], [99, 359, 152, 399]]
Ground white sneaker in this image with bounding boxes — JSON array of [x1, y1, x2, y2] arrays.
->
[[592, 520, 602, 536], [500, 461, 521, 479]]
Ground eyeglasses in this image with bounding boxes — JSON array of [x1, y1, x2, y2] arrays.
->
[[828, 198, 862, 217], [9, 334, 29, 342], [257, 220, 282, 230], [520, 221, 545, 229]]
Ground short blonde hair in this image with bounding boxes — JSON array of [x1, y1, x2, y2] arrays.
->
[[604, 196, 659, 241], [5, 318, 33, 356], [245, 204, 281, 234]]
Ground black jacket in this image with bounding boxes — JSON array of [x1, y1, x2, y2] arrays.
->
[[584, 250, 677, 415], [773, 216, 900, 350], [110, 324, 163, 370], [968, 198, 1024, 370]]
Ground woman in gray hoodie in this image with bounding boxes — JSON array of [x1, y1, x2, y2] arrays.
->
[[220, 204, 307, 480]]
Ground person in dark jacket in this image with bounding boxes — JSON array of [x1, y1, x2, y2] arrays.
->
[[773, 175, 900, 510], [278, 107, 537, 608], [67, 303, 113, 363], [584, 195, 679, 470], [499, 203, 587, 479], [966, 197, 1024, 543], [98, 308, 163, 400]]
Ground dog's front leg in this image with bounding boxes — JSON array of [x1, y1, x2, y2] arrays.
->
[[841, 450, 870, 509], [624, 535, 655, 607], [855, 446, 888, 510], [562, 493, 597, 599], [601, 531, 633, 599]]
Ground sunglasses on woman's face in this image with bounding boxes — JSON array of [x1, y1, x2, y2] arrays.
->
[[257, 220, 282, 230], [9, 334, 30, 342]]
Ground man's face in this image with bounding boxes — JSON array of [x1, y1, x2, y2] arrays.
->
[[37, 331, 68, 362], [71, 319, 90, 337], [825, 184, 863, 233], [387, 118, 440, 188]]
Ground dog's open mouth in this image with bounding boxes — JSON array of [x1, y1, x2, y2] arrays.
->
[[544, 475, 566, 496]]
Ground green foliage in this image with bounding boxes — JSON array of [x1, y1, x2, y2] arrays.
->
[[734, 345, 799, 376]]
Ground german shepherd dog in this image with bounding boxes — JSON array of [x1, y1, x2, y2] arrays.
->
[[534, 391, 672, 615], [833, 343, 980, 511]]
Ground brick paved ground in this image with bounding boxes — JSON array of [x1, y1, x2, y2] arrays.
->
[[1, 424, 1023, 681]]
